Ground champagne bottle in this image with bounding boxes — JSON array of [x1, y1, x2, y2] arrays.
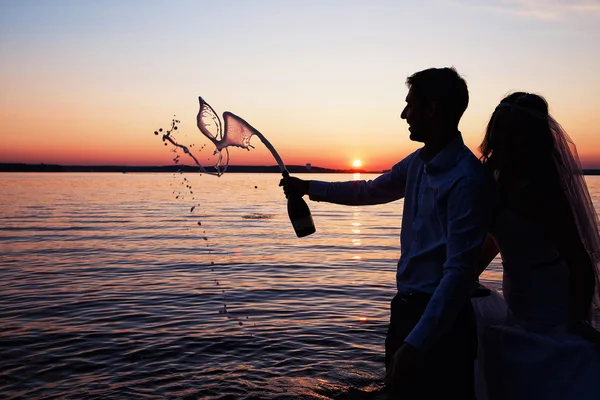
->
[[282, 171, 316, 237]]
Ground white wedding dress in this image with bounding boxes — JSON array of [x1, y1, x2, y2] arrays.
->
[[472, 209, 600, 400]]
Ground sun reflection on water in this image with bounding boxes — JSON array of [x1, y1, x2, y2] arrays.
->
[[351, 206, 363, 252]]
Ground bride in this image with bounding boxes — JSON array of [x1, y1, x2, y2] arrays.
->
[[473, 92, 600, 400]]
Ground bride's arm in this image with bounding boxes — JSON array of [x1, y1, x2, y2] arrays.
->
[[476, 234, 499, 277]]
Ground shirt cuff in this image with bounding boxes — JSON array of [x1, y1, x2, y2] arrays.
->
[[308, 180, 330, 200], [404, 329, 425, 350], [403, 319, 430, 350]]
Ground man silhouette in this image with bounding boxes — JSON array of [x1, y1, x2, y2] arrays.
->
[[280, 67, 489, 399]]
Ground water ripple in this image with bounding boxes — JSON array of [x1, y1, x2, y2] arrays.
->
[[0, 172, 516, 399]]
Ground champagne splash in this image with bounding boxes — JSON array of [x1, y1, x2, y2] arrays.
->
[[153, 96, 317, 342], [195, 96, 315, 237], [196, 96, 287, 173], [157, 97, 287, 176], [156, 97, 315, 252], [153, 112, 260, 335]]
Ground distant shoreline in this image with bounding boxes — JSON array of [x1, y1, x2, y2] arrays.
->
[[0, 163, 378, 174], [2, 163, 600, 175]]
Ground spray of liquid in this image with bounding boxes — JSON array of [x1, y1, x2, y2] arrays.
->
[[153, 96, 290, 335], [155, 97, 288, 176], [154, 97, 296, 334]]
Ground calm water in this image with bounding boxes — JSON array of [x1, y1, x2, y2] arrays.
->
[[1, 173, 599, 399]]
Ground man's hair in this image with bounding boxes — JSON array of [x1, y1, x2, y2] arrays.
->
[[406, 67, 469, 123]]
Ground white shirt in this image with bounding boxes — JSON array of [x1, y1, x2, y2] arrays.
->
[[308, 135, 490, 351]]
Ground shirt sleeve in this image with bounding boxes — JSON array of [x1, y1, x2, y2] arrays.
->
[[404, 176, 489, 351], [307, 152, 415, 206]]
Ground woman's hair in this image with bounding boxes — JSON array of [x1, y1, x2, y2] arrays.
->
[[481, 92, 599, 326], [480, 92, 554, 170]]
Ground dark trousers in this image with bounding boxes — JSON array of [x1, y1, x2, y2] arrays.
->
[[384, 292, 477, 399]]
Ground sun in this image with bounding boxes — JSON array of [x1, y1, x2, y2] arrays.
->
[[352, 159, 362, 168]]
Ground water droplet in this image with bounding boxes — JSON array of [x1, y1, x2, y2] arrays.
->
[[197, 221, 202, 226], [154, 131, 159, 135], [190, 206, 196, 212], [159, 128, 163, 132], [239, 321, 243, 326]]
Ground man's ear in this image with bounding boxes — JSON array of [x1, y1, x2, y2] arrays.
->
[[426, 101, 436, 118]]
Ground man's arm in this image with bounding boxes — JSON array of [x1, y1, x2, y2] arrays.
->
[[307, 153, 416, 206], [403, 177, 489, 352]]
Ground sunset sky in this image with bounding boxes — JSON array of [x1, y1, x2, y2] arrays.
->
[[1, 0, 599, 171]]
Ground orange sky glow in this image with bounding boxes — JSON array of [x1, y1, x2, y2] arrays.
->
[[1, 1, 600, 171]]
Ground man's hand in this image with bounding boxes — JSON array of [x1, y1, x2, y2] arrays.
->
[[279, 176, 309, 197], [385, 343, 424, 388]]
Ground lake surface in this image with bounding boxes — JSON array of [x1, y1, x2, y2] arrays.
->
[[1, 173, 599, 399]]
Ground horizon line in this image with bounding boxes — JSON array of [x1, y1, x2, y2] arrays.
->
[[0, 162, 383, 174], [3, 162, 600, 175]]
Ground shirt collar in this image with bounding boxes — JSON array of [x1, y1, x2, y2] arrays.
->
[[423, 134, 465, 175]]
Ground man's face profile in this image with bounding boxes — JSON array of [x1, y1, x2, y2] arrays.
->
[[401, 88, 430, 143]]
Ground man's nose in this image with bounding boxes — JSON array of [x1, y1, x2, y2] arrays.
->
[[400, 108, 407, 119]]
